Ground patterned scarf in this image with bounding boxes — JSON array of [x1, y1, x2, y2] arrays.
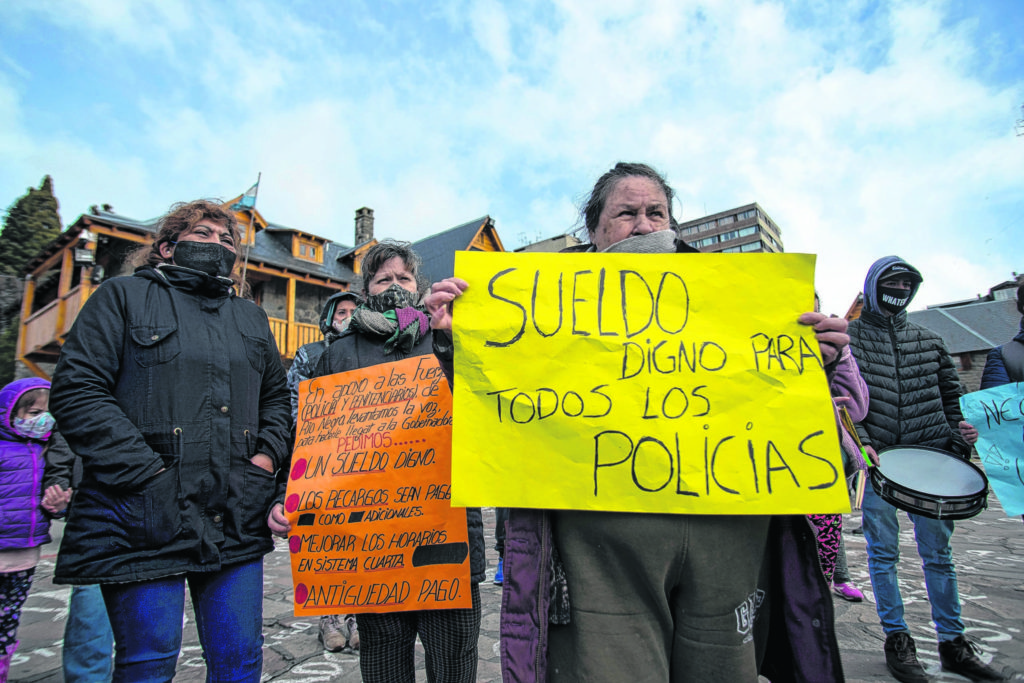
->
[[349, 285, 430, 355]]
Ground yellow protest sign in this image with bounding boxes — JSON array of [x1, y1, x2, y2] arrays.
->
[[450, 251, 849, 515], [287, 354, 471, 615]]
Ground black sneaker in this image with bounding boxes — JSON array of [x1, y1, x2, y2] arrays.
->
[[939, 635, 1009, 681], [884, 632, 930, 683]]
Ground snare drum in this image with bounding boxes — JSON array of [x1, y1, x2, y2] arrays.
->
[[869, 446, 988, 520]]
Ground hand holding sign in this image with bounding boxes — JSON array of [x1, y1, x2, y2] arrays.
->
[[449, 251, 848, 515]]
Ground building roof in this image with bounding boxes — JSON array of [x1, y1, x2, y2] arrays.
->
[[31, 208, 358, 285], [254, 221, 356, 283], [413, 216, 492, 284], [28, 204, 503, 290], [908, 299, 1021, 354]]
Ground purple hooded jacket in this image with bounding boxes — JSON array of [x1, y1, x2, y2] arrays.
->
[[0, 377, 53, 551], [499, 350, 861, 683]]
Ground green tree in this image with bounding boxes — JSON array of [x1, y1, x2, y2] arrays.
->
[[0, 323, 17, 386], [0, 175, 63, 276], [0, 176, 62, 379]]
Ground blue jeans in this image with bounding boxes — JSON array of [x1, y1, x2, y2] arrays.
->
[[63, 585, 114, 683], [861, 485, 964, 640], [102, 559, 264, 683]]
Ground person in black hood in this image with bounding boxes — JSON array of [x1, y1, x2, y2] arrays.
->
[[286, 290, 362, 425], [847, 255, 1010, 683], [50, 199, 291, 683], [284, 289, 362, 654]]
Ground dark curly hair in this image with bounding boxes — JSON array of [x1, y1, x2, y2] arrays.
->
[[358, 240, 424, 296], [130, 200, 247, 292], [141, 200, 241, 268]]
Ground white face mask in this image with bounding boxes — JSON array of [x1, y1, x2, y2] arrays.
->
[[13, 412, 55, 440]]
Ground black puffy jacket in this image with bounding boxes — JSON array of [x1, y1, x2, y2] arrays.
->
[[314, 327, 487, 585], [50, 266, 291, 584], [847, 309, 968, 457]]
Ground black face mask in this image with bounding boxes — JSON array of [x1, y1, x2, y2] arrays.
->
[[172, 241, 236, 278], [878, 285, 912, 315]]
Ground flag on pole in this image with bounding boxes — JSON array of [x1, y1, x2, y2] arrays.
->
[[231, 180, 259, 211]]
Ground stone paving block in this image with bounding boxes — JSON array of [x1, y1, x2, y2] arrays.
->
[[9, 505, 1024, 682]]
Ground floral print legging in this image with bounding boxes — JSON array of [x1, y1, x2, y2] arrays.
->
[[0, 568, 35, 655], [807, 514, 842, 584]]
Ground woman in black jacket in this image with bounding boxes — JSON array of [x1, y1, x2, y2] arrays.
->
[[50, 199, 291, 683], [269, 239, 485, 683]]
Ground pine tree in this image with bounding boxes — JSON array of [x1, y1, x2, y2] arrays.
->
[[0, 175, 63, 276], [0, 176, 62, 378], [0, 323, 17, 386]]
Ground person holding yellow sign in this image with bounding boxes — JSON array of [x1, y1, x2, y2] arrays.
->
[[425, 162, 850, 683], [269, 240, 485, 683]]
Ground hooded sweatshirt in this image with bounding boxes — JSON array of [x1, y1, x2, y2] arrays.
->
[[847, 256, 968, 455]]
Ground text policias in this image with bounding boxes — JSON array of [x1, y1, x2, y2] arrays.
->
[[591, 425, 839, 497]]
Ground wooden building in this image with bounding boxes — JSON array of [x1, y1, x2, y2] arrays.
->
[[16, 198, 503, 379]]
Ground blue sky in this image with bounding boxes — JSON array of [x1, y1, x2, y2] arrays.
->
[[1, 0, 1021, 312]]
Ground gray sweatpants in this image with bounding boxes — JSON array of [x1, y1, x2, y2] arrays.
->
[[548, 511, 770, 683]]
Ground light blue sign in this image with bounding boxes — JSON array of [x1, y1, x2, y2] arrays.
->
[[960, 383, 1024, 517]]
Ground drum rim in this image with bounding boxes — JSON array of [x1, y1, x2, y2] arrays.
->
[[873, 445, 989, 498]]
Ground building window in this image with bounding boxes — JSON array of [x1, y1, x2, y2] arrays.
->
[[960, 354, 972, 371], [740, 241, 762, 252], [718, 215, 735, 225], [698, 236, 719, 247], [297, 239, 320, 262], [722, 246, 741, 253], [738, 209, 756, 220], [699, 220, 716, 232]]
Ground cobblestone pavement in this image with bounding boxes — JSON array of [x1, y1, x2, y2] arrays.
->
[[10, 504, 1024, 682]]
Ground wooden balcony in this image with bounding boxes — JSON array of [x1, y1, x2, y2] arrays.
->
[[21, 284, 91, 363]]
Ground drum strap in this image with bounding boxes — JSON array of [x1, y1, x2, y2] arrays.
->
[[1000, 340, 1024, 382]]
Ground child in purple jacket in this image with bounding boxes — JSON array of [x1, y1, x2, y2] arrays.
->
[[0, 378, 67, 681]]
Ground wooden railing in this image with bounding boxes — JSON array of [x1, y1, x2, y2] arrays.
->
[[23, 289, 316, 361], [21, 299, 60, 354], [60, 287, 85, 336], [268, 318, 320, 358], [21, 284, 90, 355]]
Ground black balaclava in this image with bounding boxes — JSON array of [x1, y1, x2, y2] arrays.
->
[[172, 241, 236, 278], [875, 262, 922, 315]]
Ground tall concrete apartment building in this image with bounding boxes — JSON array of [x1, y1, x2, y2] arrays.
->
[[676, 202, 784, 253]]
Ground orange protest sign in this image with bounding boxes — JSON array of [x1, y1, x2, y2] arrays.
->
[[286, 354, 470, 615]]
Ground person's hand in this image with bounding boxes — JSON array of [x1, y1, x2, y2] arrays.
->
[[424, 277, 469, 331], [798, 311, 849, 366], [864, 445, 879, 467], [42, 485, 72, 515], [267, 503, 291, 538], [250, 453, 274, 473], [959, 421, 979, 446]]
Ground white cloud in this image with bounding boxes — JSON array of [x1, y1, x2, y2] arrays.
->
[[470, 0, 513, 69], [0, 0, 1020, 312]]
